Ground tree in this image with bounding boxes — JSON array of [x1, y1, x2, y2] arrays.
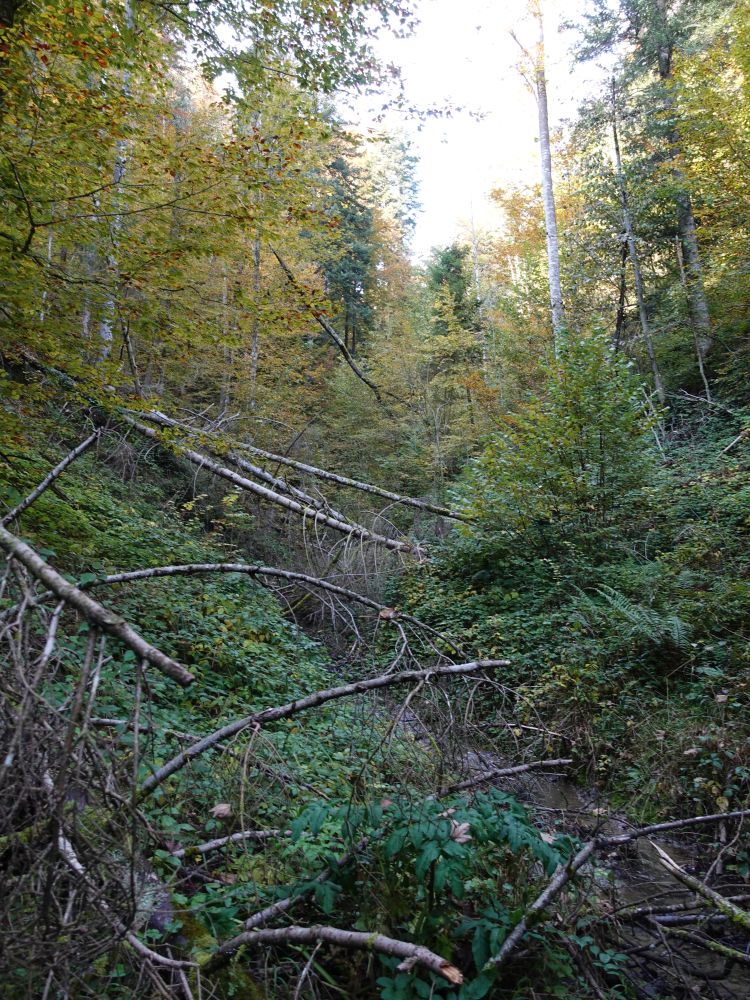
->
[[512, 0, 566, 349], [575, 0, 720, 371], [462, 333, 655, 552]]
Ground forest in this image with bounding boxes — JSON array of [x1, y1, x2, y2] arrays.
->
[[1, 0, 749, 997]]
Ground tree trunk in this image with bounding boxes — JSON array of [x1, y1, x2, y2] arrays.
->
[[613, 240, 628, 351], [250, 231, 261, 408], [611, 79, 665, 405], [96, 0, 134, 358], [532, 1, 564, 351], [653, 0, 712, 366], [675, 181, 712, 365]]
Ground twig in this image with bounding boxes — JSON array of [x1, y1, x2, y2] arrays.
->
[[1, 431, 100, 527], [293, 941, 322, 1000], [0, 524, 193, 686], [139, 660, 507, 794], [201, 923, 463, 983]]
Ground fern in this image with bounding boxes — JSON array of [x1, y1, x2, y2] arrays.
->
[[570, 586, 691, 650]]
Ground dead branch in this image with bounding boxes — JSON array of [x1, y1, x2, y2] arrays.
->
[[487, 809, 750, 967], [142, 409, 473, 522], [615, 894, 750, 923], [652, 843, 750, 932], [56, 831, 196, 971], [201, 923, 463, 984], [487, 839, 598, 967], [170, 829, 284, 858], [1, 430, 100, 527], [240, 836, 370, 938], [440, 758, 573, 795], [599, 809, 750, 846], [82, 562, 463, 651], [659, 924, 750, 965], [0, 524, 193, 685], [271, 248, 390, 408], [140, 660, 507, 794], [120, 413, 426, 559]]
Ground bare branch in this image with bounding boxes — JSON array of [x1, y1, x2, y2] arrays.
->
[[140, 660, 507, 795], [170, 829, 284, 858], [1, 431, 100, 527], [599, 809, 750, 846], [201, 923, 463, 984], [271, 248, 391, 408], [142, 409, 473, 522], [82, 562, 461, 650], [440, 758, 573, 796], [487, 808, 750, 966], [652, 843, 750, 932], [488, 839, 598, 967], [119, 413, 426, 559], [0, 524, 194, 686]]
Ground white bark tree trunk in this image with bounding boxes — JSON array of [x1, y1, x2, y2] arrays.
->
[[532, 1, 564, 351]]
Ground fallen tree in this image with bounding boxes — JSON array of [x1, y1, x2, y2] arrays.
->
[[140, 409, 473, 523], [140, 659, 507, 794], [0, 524, 193, 686], [120, 413, 426, 559]]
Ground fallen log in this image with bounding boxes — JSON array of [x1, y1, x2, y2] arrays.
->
[[141, 409, 472, 523], [0, 524, 193, 686], [1, 430, 100, 527], [120, 413, 426, 559]]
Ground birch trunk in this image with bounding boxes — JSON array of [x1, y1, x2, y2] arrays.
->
[[96, 0, 134, 358], [250, 230, 261, 407], [532, 1, 564, 350]]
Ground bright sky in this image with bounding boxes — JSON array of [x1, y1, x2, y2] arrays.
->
[[353, 0, 608, 260]]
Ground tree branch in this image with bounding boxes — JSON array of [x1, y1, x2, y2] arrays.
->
[[487, 839, 597, 968], [0, 524, 193, 686], [1, 430, 100, 527], [139, 660, 506, 795], [487, 808, 750, 967], [440, 758, 573, 796], [652, 843, 750, 932], [201, 924, 463, 984], [170, 829, 284, 858], [83, 562, 461, 650], [271, 248, 391, 408]]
